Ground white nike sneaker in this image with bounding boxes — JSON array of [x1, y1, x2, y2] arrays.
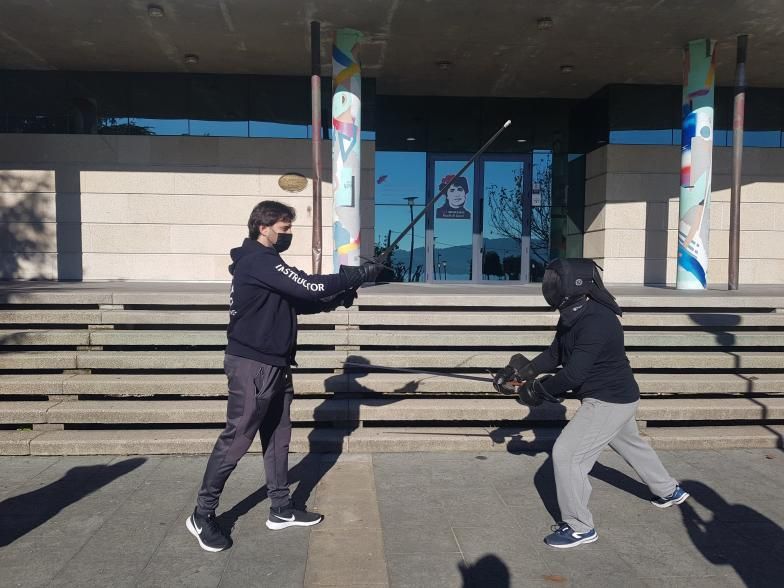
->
[[266, 502, 323, 530]]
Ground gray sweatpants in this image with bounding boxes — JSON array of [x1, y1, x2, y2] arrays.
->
[[197, 354, 293, 514], [552, 398, 677, 533]]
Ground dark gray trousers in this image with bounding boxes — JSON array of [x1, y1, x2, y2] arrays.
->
[[197, 354, 293, 514]]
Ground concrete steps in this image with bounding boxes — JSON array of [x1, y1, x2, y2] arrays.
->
[[5, 308, 784, 328], [3, 424, 782, 456], [3, 326, 784, 348], [3, 397, 783, 426], [3, 372, 784, 398], [2, 349, 784, 371], [1, 282, 783, 454]]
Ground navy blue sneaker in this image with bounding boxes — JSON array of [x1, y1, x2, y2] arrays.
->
[[544, 523, 598, 549], [651, 485, 690, 508]]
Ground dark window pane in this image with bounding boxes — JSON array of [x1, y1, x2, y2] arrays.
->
[[129, 74, 189, 135], [66, 72, 130, 134], [249, 76, 308, 138], [4, 71, 69, 133], [190, 75, 249, 137]]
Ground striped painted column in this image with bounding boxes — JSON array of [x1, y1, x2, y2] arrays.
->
[[677, 39, 716, 290], [331, 28, 363, 269]]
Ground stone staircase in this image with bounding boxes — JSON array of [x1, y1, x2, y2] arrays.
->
[[1, 282, 783, 455]]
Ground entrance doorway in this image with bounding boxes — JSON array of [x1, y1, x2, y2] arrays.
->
[[425, 154, 532, 282]]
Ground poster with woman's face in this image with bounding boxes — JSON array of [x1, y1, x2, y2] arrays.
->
[[436, 175, 471, 220]]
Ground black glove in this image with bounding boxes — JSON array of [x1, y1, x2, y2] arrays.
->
[[340, 261, 386, 289], [493, 353, 531, 393], [508, 353, 539, 381], [492, 365, 516, 394], [320, 288, 358, 312], [517, 379, 545, 407], [518, 374, 563, 406], [339, 288, 358, 308]]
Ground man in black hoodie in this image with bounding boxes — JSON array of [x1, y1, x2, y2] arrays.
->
[[494, 259, 689, 549], [186, 200, 383, 552]]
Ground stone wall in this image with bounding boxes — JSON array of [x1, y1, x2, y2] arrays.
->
[[583, 144, 784, 284], [0, 134, 375, 281]]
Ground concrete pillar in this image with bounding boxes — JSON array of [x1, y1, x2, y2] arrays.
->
[[677, 39, 716, 289], [331, 28, 363, 269]]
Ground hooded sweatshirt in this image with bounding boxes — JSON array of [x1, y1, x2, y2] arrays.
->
[[226, 238, 348, 366], [529, 297, 639, 404]]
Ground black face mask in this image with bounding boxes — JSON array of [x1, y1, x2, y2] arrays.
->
[[272, 232, 292, 253]]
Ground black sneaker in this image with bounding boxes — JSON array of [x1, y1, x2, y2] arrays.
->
[[266, 502, 323, 530], [186, 508, 232, 552]]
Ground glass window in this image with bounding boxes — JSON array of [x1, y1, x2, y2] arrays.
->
[[129, 74, 189, 136], [66, 72, 130, 134], [249, 76, 309, 138], [190, 75, 249, 137], [4, 71, 69, 133], [610, 129, 675, 144], [374, 151, 427, 281], [532, 151, 553, 274]]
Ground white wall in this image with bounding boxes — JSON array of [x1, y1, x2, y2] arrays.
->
[[0, 134, 375, 281], [583, 144, 784, 285]]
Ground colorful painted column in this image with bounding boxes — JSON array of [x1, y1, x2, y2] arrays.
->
[[332, 28, 362, 269], [677, 39, 716, 289]]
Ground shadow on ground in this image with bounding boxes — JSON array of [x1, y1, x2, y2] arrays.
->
[[0, 458, 146, 547]]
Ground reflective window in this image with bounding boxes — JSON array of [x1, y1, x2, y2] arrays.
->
[[374, 151, 427, 281], [190, 76, 249, 137], [129, 74, 189, 135], [609, 130, 675, 145]]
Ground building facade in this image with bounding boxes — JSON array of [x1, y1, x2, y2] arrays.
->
[[1, 1, 783, 284]]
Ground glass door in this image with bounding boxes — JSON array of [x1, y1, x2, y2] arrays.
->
[[425, 154, 531, 283], [478, 156, 532, 283], [425, 156, 476, 281]]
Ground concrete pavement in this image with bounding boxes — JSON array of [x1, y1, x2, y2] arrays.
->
[[1, 448, 782, 587]]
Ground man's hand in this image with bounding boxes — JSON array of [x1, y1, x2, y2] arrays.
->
[[492, 365, 517, 394], [493, 353, 531, 394], [517, 379, 545, 407], [320, 288, 358, 312], [340, 261, 387, 289]]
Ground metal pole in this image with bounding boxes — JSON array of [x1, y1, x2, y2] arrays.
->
[[310, 21, 323, 274], [729, 35, 748, 290], [405, 196, 416, 281]]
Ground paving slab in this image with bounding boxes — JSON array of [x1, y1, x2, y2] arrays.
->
[[0, 450, 782, 587]]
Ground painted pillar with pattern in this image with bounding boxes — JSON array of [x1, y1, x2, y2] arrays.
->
[[332, 28, 362, 269], [677, 39, 716, 289]]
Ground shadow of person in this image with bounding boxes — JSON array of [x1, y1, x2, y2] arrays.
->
[[679, 479, 784, 588], [490, 400, 568, 524], [458, 554, 510, 588], [218, 354, 407, 534], [490, 397, 670, 527], [0, 458, 146, 547]]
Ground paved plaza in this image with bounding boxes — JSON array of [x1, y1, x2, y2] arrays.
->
[[1, 447, 782, 587]]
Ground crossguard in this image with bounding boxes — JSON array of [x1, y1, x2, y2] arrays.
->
[[497, 379, 526, 395]]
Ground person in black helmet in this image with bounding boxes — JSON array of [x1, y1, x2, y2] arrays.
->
[[186, 200, 384, 552], [494, 258, 689, 549]]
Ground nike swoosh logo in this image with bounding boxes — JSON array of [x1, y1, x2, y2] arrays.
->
[[275, 514, 296, 522], [194, 520, 203, 533]]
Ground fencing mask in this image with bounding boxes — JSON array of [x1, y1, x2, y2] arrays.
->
[[542, 258, 622, 316]]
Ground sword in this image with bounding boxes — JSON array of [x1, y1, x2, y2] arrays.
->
[[372, 120, 512, 266], [342, 361, 525, 388]]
